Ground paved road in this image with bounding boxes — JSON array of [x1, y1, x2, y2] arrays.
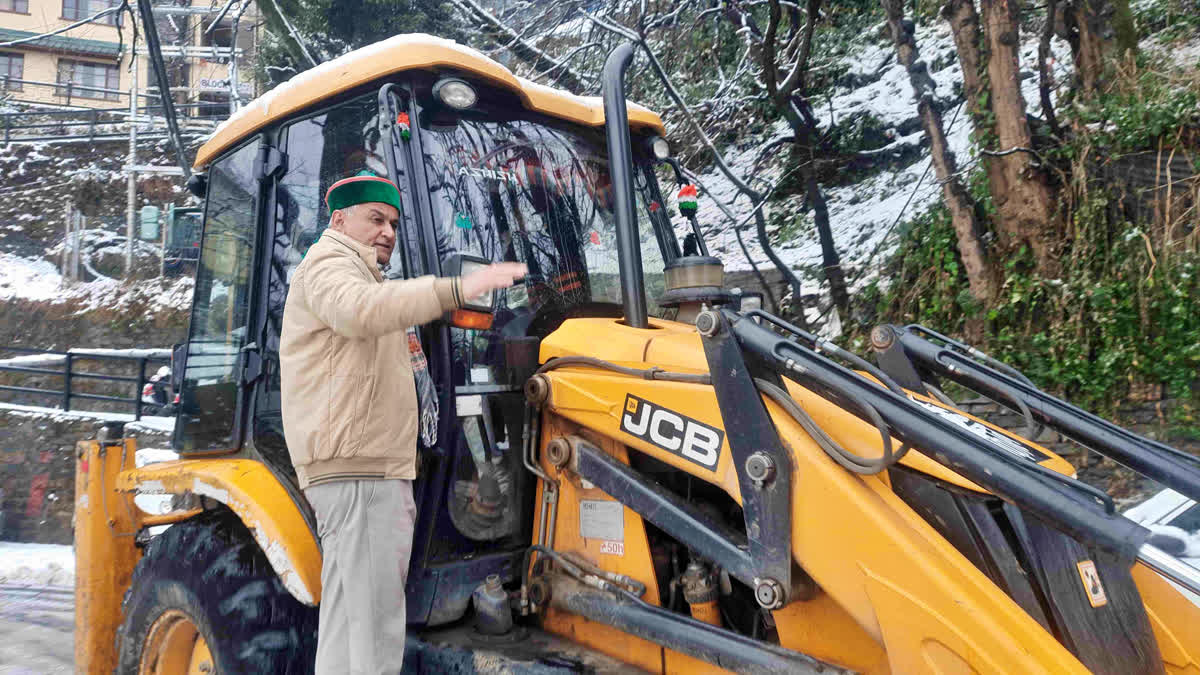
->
[[0, 584, 73, 674]]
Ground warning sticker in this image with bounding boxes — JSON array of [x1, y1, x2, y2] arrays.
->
[[1076, 560, 1108, 608], [908, 395, 1051, 463], [599, 541, 625, 556], [580, 500, 624, 542]]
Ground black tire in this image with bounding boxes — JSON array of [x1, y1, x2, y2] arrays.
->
[[116, 510, 318, 674]]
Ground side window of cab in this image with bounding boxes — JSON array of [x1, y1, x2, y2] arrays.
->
[[175, 137, 261, 453]]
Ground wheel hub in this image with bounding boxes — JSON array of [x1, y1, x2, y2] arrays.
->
[[139, 609, 213, 675]]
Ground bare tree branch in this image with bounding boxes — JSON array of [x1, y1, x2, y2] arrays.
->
[[452, 0, 586, 92]]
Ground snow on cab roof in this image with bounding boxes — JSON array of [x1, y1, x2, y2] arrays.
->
[[194, 33, 666, 170]]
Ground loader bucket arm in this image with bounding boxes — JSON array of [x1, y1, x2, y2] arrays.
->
[[535, 350, 1093, 672], [529, 312, 1200, 672], [877, 323, 1200, 503]]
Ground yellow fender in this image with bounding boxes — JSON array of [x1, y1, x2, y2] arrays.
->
[[116, 458, 322, 606]]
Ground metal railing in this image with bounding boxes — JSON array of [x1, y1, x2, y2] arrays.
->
[[2, 74, 245, 106], [0, 77, 233, 143], [0, 105, 219, 144], [0, 346, 172, 421]]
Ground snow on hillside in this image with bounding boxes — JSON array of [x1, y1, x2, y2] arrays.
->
[[692, 19, 1075, 285], [0, 250, 192, 314]]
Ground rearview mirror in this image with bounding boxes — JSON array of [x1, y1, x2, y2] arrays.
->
[[443, 253, 495, 330]]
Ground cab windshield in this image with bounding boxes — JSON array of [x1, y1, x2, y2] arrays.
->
[[415, 102, 678, 323]]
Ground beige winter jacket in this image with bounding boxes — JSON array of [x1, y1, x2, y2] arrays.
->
[[279, 229, 462, 488]]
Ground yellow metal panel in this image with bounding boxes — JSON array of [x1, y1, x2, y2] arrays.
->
[[74, 438, 141, 674], [662, 650, 731, 674], [1132, 563, 1200, 674], [116, 459, 322, 606], [541, 318, 1075, 493], [772, 592, 890, 674], [194, 35, 665, 169], [538, 362, 1090, 672], [536, 417, 667, 673]]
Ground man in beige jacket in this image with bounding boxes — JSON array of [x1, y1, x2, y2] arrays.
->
[[280, 172, 524, 674]]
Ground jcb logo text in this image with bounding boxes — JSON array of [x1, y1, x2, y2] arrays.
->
[[620, 394, 723, 470]]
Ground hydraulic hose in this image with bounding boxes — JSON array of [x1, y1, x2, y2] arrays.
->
[[538, 356, 904, 475], [755, 378, 908, 475], [537, 355, 712, 385]]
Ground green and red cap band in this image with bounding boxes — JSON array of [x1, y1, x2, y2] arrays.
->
[[678, 184, 698, 217], [325, 170, 401, 213]]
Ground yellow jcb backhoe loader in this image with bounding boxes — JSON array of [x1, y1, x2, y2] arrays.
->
[[75, 34, 1200, 674]]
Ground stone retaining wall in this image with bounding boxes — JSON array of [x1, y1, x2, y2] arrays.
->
[[0, 406, 170, 544]]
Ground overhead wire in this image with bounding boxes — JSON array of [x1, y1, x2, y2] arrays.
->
[[0, 6, 124, 49]]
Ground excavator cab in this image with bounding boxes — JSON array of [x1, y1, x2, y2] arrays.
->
[[75, 35, 1200, 675]]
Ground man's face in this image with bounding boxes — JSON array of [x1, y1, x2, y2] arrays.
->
[[331, 202, 400, 265]]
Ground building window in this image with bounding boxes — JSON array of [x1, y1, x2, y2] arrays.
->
[[197, 91, 230, 118], [147, 57, 189, 105], [201, 21, 233, 49], [0, 53, 22, 91], [1, 0, 30, 14], [62, 0, 119, 25], [56, 59, 120, 101]]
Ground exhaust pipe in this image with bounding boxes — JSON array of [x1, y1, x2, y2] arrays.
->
[[601, 43, 649, 329]]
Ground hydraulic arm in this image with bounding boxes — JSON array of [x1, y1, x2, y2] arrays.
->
[[873, 323, 1200, 502]]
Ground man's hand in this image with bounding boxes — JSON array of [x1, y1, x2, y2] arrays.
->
[[461, 262, 528, 302]]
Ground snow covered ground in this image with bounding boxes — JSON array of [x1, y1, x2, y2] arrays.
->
[[0, 402, 175, 435], [0, 543, 73, 588], [0, 446, 178, 589]]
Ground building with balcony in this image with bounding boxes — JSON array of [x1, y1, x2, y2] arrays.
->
[[0, 0, 259, 117]]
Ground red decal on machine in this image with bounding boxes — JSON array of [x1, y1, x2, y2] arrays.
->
[[599, 541, 624, 556]]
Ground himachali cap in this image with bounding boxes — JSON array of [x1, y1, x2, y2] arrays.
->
[[325, 170, 401, 213]]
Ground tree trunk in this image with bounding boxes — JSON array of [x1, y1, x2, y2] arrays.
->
[[781, 115, 850, 317], [1038, 0, 1064, 137], [1065, 0, 1138, 96], [806, 167, 850, 314], [943, 0, 988, 124], [759, 0, 849, 318], [884, 0, 995, 304], [946, 0, 1060, 274], [979, 0, 1060, 273]]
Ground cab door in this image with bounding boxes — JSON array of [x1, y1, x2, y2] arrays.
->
[[382, 85, 536, 627], [175, 136, 263, 454]]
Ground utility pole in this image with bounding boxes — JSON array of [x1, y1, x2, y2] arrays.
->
[[125, 50, 139, 277], [62, 203, 71, 279], [71, 210, 82, 282]]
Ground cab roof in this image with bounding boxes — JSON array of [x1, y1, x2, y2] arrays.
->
[[193, 34, 667, 170]]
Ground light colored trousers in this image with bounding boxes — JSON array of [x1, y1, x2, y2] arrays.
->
[[304, 479, 416, 675]]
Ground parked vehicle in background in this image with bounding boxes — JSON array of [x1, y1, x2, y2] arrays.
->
[[162, 206, 202, 277], [1127, 490, 1200, 605]]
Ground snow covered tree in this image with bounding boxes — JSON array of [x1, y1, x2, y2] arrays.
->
[[256, 0, 467, 81]]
